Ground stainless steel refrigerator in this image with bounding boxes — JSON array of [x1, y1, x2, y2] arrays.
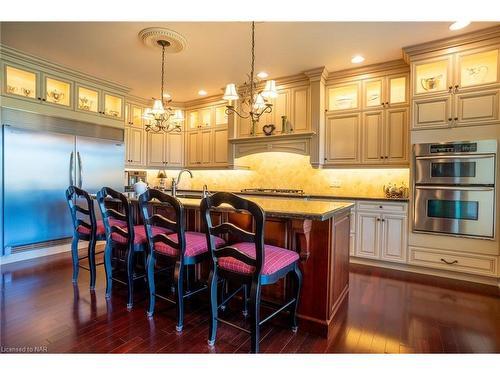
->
[[1, 109, 124, 255]]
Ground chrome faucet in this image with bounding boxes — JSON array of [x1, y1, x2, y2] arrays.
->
[[171, 169, 193, 197]]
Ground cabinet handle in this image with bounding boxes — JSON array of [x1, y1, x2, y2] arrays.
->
[[37, 97, 41, 100], [379, 205, 383, 209], [380, 156, 384, 159], [376, 218, 381, 221], [448, 117, 452, 122], [440, 258, 458, 265], [454, 85, 459, 93], [42, 98, 46, 101], [454, 117, 458, 121], [381, 219, 385, 222], [324, 158, 327, 161], [385, 102, 389, 105], [448, 86, 453, 93]]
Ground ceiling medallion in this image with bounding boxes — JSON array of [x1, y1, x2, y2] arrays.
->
[[139, 28, 187, 133]]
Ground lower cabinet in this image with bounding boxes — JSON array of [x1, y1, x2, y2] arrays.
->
[[354, 201, 407, 264]]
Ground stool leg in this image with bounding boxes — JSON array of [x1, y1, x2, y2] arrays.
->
[[290, 264, 302, 332], [174, 261, 184, 332], [207, 269, 218, 347], [104, 242, 113, 299], [88, 236, 97, 290], [242, 284, 249, 317], [249, 279, 261, 354], [126, 245, 135, 310], [71, 235, 79, 283], [220, 279, 226, 311], [146, 251, 156, 318]]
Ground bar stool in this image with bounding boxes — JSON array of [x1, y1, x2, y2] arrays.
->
[[66, 185, 107, 290], [96, 187, 169, 309], [200, 192, 302, 353], [139, 189, 226, 332]]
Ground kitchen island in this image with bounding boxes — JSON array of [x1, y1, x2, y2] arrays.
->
[[125, 193, 353, 338]]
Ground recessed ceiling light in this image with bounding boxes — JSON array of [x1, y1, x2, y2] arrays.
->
[[449, 21, 471, 31], [351, 55, 365, 64], [198, 90, 207, 96], [257, 71, 269, 79]]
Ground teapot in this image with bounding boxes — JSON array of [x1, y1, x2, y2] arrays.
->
[[420, 74, 442, 91], [133, 178, 148, 195]]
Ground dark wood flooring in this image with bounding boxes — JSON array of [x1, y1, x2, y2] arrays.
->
[[1, 250, 499, 353]]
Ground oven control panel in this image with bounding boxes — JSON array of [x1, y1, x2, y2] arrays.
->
[[430, 143, 477, 154]]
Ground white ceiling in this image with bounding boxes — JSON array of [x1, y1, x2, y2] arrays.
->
[[1, 22, 498, 102]]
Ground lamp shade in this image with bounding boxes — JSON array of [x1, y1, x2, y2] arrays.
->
[[223, 83, 239, 101], [173, 109, 184, 122], [157, 170, 167, 179], [143, 107, 153, 119], [253, 93, 266, 110], [262, 80, 278, 99], [151, 99, 165, 115]]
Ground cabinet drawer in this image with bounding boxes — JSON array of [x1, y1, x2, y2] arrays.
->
[[356, 201, 407, 213], [408, 246, 498, 277]]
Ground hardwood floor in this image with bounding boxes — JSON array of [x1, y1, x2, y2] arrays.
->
[[1, 250, 499, 353]]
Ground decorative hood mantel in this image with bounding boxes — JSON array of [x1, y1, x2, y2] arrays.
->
[[229, 132, 316, 158]]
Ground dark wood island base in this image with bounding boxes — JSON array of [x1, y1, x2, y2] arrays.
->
[[127, 195, 353, 339]]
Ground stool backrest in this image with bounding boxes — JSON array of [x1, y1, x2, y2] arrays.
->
[[139, 189, 185, 258], [96, 187, 133, 243], [65, 185, 97, 236], [200, 192, 265, 276]]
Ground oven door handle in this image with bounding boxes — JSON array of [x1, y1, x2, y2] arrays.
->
[[415, 154, 494, 160], [415, 185, 494, 191]]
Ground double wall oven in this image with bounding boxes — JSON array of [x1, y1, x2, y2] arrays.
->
[[413, 140, 497, 239]]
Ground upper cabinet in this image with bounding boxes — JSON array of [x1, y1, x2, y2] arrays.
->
[[324, 61, 410, 167], [1, 45, 129, 128], [404, 29, 500, 130]]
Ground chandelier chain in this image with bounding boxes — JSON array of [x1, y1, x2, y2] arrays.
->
[[250, 21, 255, 104], [161, 44, 165, 102]]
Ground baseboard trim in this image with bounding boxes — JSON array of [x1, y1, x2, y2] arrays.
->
[[0, 241, 98, 265], [350, 256, 500, 287]]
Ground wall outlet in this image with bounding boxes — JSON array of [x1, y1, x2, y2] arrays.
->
[[330, 179, 342, 188]]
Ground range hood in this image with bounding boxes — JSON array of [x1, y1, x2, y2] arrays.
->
[[228, 132, 315, 158]]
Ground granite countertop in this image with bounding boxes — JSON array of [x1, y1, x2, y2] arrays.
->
[[124, 193, 353, 221]]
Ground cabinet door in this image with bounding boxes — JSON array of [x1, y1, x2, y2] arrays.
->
[[272, 89, 290, 134], [454, 89, 499, 127], [186, 132, 200, 166], [124, 126, 130, 163], [456, 46, 499, 90], [363, 78, 384, 110], [187, 110, 199, 130], [327, 82, 360, 112], [3, 64, 39, 102], [166, 132, 183, 167], [362, 111, 384, 164], [387, 74, 409, 107], [384, 107, 408, 164], [238, 115, 253, 137], [325, 113, 361, 164], [127, 127, 145, 166], [200, 107, 213, 128], [215, 105, 228, 126], [412, 56, 453, 97], [43, 74, 72, 108], [213, 128, 228, 165], [146, 132, 166, 167], [200, 129, 212, 165], [129, 104, 143, 128], [412, 95, 452, 129], [76, 85, 100, 114], [380, 214, 407, 263], [355, 212, 380, 259], [291, 86, 310, 132], [103, 92, 124, 120]]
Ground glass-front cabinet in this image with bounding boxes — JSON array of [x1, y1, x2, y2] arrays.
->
[[215, 105, 228, 126], [4, 64, 39, 100], [363, 79, 383, 108], [75, 84, 124, 120], [361, 74, 407, 110], [44, 75, 72, 107], [457, 47, 499, 89], [104, 92, 123, 119], [328, 83, 360, 111], [413, 56, 452, 96], [76, 85, 99, 113], [388, 75, 407, 105]]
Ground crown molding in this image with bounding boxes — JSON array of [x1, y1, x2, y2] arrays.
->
[[0, 43, 131, 94], [326, 59, 409, 83], [304, 66, 329, 83], [402, 25, 500, 62]]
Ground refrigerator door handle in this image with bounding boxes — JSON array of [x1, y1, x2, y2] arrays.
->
[[69, 151, 74, 186], [77, 151, 83, 188]]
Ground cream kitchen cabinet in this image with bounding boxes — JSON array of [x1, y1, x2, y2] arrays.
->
[[146, 131, 184, 168], [408, 45, 500, 129], [75, 84, 124, 121], [354, 202, 408, 264], [186, 129, 212, 167], [324, 113, 361, 165], [125, 102, 144, 128], [362, 74, 408, 110], [362, 108, 409, 165], [125, 126, 145, 167]]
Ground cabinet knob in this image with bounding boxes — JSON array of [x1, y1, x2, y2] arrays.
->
[[448, 86, 453, 92], [454, 117, 458, 121], [381, 219, 385, 222], [385, 102, 389, 105], [37, 97, 41, 100], [376, 218, 381, 221], [454, 84, 459, 93], [448, 118, 452, 122], [379, 205, 383, 208], [42, 98, 46, 101], [380, 156, 384, 159], [324, 158, 327, 161]]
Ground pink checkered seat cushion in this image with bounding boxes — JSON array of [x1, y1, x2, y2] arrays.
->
[[155, 231, 225, 258], [218, 242, 299, 276], [77, 218, 126, 236], [111, 225, 171, 245]]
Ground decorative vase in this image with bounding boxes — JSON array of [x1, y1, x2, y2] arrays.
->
[[281, 116, 287, 133]]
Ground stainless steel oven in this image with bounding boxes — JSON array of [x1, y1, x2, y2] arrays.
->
[[413, 140, 497, 239]]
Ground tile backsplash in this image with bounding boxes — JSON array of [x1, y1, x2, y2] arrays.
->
[[144, 152, 409, 198]]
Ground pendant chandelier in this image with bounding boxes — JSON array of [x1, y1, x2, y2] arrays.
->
[[223, 22, 278, 136], [139, 28, 186, 133]]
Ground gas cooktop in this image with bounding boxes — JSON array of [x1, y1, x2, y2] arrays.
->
[[240, 188, 305, 196]]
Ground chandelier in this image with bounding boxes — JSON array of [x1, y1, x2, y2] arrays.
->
[[223, 22, 278, 136], [139, 28, 186, 133]]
